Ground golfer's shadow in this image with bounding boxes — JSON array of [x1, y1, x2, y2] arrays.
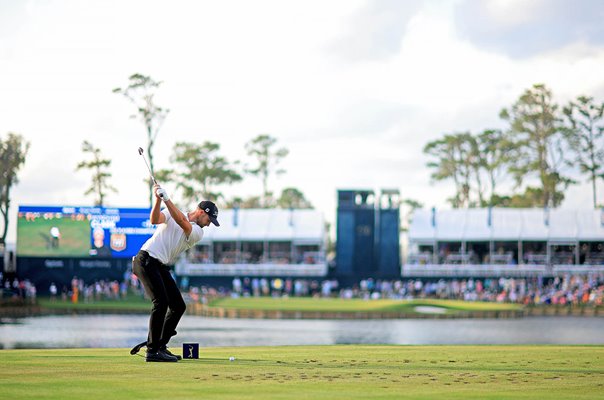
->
[[39, 232, 52, 249]]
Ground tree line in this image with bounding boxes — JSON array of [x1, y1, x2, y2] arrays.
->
[[0, 73, 311, 245], [424, 84, 604, 209], [2, 80, 603, 245], [81, 73, 312, 210]]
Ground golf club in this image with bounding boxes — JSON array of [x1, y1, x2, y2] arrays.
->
[[138, 147, 157, 185]]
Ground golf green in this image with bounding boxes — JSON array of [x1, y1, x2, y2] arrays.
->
[[209, 297, 522, 313], [1, 345, 602, 399]]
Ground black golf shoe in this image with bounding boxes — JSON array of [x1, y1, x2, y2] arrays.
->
[[146, 349, 178, 362], [161, 346, 182, 360]]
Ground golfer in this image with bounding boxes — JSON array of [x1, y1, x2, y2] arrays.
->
[[132, 183, 219, 362]]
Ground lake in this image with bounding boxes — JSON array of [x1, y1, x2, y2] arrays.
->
[[1, 315, 603, 349]]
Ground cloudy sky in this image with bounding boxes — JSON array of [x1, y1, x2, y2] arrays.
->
[[1, 0, 604, 243]]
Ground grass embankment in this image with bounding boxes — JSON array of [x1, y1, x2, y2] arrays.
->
[[208, 297, 522, 314], [32, 297, 521, 315], [1, 346, 602, 399], [37, 295, 150, 312]]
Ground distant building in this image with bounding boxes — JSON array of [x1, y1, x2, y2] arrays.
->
[[13, 205, 327, 292], [405, 207, 604, 277], [176, 208, 327, 278]]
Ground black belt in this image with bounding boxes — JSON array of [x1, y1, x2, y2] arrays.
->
[[138, 250, 168, 267]]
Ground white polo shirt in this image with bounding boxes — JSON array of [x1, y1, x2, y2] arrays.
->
[[141, 209, 204, 265]]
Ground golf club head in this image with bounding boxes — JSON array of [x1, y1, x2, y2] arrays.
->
[[138, 147, 144, 155], [130, 340, 147, 355]]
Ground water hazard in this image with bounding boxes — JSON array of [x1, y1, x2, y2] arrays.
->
[[1, 315, 603, 349]]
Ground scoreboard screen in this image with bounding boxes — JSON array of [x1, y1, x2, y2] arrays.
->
[[17, 205, 155, 258]]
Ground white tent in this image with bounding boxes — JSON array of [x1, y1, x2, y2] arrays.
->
[[199, 209, 325, 243], [409, 208, 604, 241], [177, 209, 327, 277]]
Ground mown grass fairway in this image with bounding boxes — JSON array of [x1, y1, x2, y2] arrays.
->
[[38, 295, 150, 312], [209, 297, 522, 313], [1, 346, 602, 399]]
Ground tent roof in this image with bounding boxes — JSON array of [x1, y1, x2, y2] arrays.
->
[[409, 208, 604, 242], [198, 209, 325, 243]]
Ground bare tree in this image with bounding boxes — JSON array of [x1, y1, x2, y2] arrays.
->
[[424, 132, 475, 208], [277, 187, 313, 209], [245, 134, 289, 207], [500, 84, 573, 207], [563, 95, 604, 208], [168, 141, 242, 204], [0, 133, 30, 244], [476, 129, 514, 206], [76, 141, 117, 206], [400, 198, 423, 232], [113, 73, 169, 206]]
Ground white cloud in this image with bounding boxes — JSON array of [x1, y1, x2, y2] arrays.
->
[[483, 0, 546, 27], [455, 0, 604, 58], [1, 0, 604, 244]]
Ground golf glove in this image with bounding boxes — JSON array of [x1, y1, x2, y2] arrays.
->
[[156, 187, 170, 202]]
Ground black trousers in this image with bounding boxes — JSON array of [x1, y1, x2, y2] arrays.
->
[[132, 250, 186, 352]]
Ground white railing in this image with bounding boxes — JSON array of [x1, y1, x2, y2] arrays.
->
[[402, 263, 604, 277], [176, 262, 328, 277]]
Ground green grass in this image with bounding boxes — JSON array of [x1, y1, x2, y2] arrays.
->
[[209, 297, 522, 313], [37, 295, 151, 312], [30, 297, 520, 315], [0, 346, 602, 399], [17, 216, 91, 257]]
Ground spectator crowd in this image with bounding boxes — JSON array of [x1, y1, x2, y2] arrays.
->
[[218, 275, 604, 306], [0, 270, 145, 304], [2, 270, 603, 307]]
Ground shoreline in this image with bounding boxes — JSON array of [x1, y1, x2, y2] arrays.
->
[[1, 303, 602, 319]]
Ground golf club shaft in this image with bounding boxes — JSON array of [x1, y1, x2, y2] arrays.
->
[[139, 148, 158, 185], [144, 159, 158, 185]]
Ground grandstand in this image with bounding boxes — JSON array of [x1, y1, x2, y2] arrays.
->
[[175, 208, 327, 278], [12, 201, 604, 292], [404, 208, 604, 277]]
